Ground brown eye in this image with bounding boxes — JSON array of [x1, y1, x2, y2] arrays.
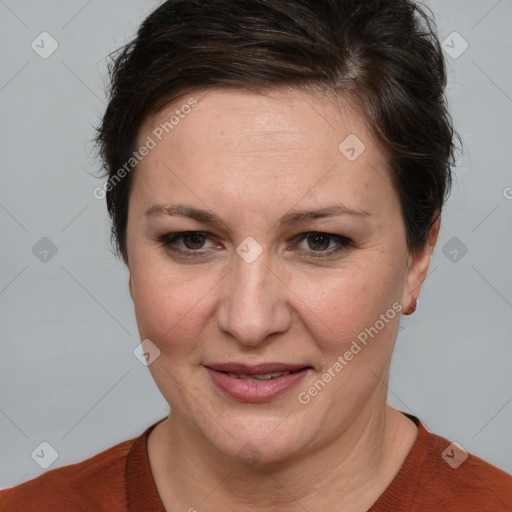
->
[[307, 234, 331, 251], [181, 233, 208, 249], [295, 232, 352, 257], [159, 231, 215, 255]]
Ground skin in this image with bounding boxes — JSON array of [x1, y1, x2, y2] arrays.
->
[[125, 88, 440, 511]]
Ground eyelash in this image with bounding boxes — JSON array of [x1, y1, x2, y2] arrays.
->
[[158, 231, 352, 258]]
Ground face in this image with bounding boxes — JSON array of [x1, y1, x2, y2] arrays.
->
[[126, 88, 433, 464]]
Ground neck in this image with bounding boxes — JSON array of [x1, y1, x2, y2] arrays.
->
[[148, 398, 417, 512]]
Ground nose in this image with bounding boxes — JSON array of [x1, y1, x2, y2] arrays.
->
[[216, 249, 292, 347]]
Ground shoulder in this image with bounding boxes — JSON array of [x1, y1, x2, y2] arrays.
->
[[417, 429, 512, 510], [0, 437, 135, 512]]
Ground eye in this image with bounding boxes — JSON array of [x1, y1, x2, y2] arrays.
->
[[293, 232, 352, 257], [159, 231, 217, 255], [158, 231, 352, 258], [177, 232, 208, 250]]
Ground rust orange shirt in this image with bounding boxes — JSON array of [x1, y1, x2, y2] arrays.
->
[[1, 413, 511, 511]]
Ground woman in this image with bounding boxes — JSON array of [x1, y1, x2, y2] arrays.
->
[[1, 0, 511, 510]]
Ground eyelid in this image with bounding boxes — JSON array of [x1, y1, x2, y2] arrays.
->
[[160, 231, 220, 253], [292, 232, 352, 257]]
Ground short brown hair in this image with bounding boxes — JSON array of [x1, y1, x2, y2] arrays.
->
[[94, 0, 459, 263]]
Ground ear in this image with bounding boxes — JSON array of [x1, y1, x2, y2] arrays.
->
[[128, 271, 134, 300], [402, 215, 441, 311]]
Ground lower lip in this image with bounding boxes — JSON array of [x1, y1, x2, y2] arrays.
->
[[206, 367, 310, 403]]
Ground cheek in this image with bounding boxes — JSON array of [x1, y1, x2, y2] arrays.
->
[[286, 258, 404, 370], [129, 254, 219, 349]]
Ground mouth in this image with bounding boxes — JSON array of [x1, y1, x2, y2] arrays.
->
[[204, 363, 313, 403], [224, 370, 299, 381]]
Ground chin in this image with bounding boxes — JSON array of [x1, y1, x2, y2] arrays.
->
[[198, 410, 316, 467]]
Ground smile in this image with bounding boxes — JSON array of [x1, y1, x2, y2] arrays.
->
[[226, 371, 293, 380], [204, 364, 312, 403]]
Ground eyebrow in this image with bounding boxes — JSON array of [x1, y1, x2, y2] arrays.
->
[[145, 203, 370, 230]]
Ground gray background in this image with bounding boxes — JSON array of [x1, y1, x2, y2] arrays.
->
[[0, 0, 511, 489]]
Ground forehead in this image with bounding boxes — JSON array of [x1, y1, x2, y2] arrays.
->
[[140, 88, 371, 152], [131, 88, 395, 219]]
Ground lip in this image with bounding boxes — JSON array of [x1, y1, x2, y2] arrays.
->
[[204, 363, 312, 403], [205, 362, 310, 374]]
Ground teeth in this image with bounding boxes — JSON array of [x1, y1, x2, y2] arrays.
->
[[227, 371, 292, 380]]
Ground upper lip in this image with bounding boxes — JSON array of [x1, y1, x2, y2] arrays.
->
[[204, 362, 311, 374]]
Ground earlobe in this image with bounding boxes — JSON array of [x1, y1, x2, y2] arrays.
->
[[402, 216, 441, 314]]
